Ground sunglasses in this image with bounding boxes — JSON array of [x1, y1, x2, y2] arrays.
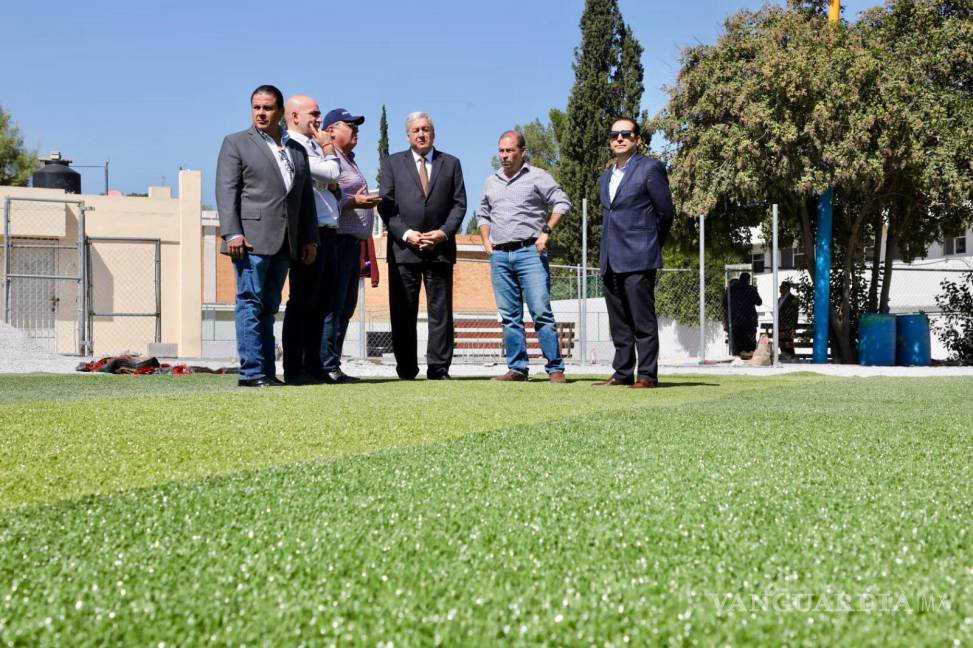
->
[[609, 130, 636, 140]]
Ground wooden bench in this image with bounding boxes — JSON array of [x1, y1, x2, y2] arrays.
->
[[759, 322, 828, 359], [454, 317, 576, 359]]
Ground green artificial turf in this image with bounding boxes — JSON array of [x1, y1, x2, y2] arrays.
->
[[1, 375, 971, 645], [0, 373, 813, 509]]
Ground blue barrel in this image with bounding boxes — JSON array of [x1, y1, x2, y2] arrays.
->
[[896, 313, 931, 366], [859, 313, 896, 366]]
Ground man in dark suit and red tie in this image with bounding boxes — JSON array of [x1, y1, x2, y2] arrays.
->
[[594, 117, 675, 389], [378, 112, 467, 380]]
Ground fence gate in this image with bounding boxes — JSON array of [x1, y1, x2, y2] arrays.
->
[[2, 197, 87, 354], [85, 237, 161, 356]]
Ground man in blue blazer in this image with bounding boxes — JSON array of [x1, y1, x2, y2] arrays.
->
[[594, 118, 675, 389]]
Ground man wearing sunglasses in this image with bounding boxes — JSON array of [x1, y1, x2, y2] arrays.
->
[[320, 108, 382, 384], [593, 118, 675, 389]]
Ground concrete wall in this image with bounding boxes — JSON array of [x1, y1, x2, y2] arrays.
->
[[1, 170, 202, 357]]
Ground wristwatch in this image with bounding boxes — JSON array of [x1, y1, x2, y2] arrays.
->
[[541, 224, 552, 234]]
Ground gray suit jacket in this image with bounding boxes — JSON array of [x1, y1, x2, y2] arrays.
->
[[378, 148, 467, 264], [215, 127, 318, 259]]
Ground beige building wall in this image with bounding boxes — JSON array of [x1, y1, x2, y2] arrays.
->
[[0, 170, 202, 357]]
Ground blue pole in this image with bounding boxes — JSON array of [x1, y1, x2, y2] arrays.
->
[[813, 188, 833, 363]]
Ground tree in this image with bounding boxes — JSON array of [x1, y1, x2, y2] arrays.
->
[[934, 270, 973, 363], [376, 104, 389, 187], [554, 0, 644, 264], [489, 109, 565, 176], [658, 1, 973, 362], [0, 106, 37, 186]]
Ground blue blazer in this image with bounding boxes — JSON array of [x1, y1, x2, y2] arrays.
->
[[598, 154, 675, 274]]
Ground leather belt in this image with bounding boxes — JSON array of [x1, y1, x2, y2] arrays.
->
[[493, 238, 537, 252]]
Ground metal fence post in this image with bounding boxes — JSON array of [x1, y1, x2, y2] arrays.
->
[[772, 204, 780, 367], [581, 198, 588, 363], [154, 239, 162, 344], [698, 213, 706, 366], [3, 198, 10, 324]]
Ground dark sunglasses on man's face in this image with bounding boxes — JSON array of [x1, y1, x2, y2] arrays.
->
[[609, 130, 636, 140]]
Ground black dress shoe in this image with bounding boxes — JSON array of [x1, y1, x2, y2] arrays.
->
[[268, 377, 286, 386], [326, 368, 359, 384], [427, 373, 453, 380], [238, 377, 278, 388]]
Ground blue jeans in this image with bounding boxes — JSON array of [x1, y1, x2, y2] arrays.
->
[[232, 251, 290, 380], [322, 235, 361, 372], [490, 246, 564, 375]]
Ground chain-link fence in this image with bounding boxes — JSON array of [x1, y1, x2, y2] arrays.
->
[[86, 237, 161, 356], [2, 197, 86, 354], [351, 258, 727, 366]]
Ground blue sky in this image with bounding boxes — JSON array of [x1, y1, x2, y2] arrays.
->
[[1, 0, 875, 217]]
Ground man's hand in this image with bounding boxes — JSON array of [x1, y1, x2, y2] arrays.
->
[[310, 123, 334, 150], [482, 239, 494, 255], [227, 236, 252, 260], [417, 230, 446, 252], [535, 232, 549, 254], [351, 186, 382, 208], [301, 243, 317, 265], [405, 230, 423, 249]]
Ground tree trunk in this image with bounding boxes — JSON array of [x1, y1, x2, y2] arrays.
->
[[867, 209, 884, 312], [879, 201, 902, 314]]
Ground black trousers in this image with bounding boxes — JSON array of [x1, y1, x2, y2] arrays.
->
[[281, 228, 331, 379], [388, 259, 453, 379], [602, 268, 659, 383]]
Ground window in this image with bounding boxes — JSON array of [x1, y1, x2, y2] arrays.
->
[[793, 247, 806, 269], [944, 233, 967, 256], [751, 252, 765, 274]]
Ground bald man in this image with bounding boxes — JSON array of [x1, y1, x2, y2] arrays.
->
[[281, 95, 344, 385]]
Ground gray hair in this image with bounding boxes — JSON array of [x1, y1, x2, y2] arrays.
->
[[405, 111, 434, 134]]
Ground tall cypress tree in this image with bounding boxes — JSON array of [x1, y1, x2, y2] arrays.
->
[[553, 0, 644, 264], [616, 24, 645, 120], [376, 104, 389, 187]]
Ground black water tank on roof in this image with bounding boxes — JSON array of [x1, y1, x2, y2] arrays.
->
[[32, 152, 81, 194]]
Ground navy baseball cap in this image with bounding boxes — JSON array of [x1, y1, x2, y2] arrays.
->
[[322, 108, 365, 129]]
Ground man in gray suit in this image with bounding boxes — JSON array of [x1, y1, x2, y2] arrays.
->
[[216, 85, 319, 387], [378, 112, 466, 380]]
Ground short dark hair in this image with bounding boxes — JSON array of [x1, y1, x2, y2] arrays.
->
[[251, 85, 284, 110], [613, 117, 640, 137], [499, 130, 526, 148]]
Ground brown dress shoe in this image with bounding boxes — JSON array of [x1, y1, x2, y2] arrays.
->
[[630, 378, 658, 389], [592, 377, 632, 386], [493, 370, 528, 382], [548, 371, 566, 384]]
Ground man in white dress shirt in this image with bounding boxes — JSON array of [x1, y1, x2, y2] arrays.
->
[[281, 94, 344, 385]]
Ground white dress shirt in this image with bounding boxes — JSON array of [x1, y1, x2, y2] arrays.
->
[[608, 157, 630, 203], [403, 148, 437, 242], [257, 129, 295, 193], [287, 130, 342, 228]]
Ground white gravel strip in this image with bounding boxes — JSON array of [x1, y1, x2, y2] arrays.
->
[[1, 320, 970, 379]]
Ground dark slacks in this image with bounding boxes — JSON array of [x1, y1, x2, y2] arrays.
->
[[602, 268, 659, 384], [322, 235, 362, 372], [388, 259, 453, 379], [282, 227, 331, 380]]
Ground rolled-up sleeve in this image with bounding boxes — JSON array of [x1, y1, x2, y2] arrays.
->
[[538, 170, 571, 215], [477, 178, 493, 227]]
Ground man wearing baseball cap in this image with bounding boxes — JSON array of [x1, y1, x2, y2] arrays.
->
[[320, 108, 382, 383]]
